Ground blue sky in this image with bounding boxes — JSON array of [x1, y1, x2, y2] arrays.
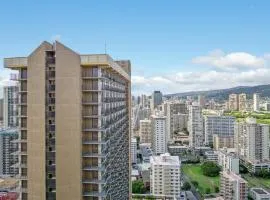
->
[[1, 0, 270, 96]]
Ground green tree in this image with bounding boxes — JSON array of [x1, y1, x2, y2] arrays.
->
[[201, 161, 221, 177], [239, 164, 248, 174], [215, 186, 219, 193], [132, 180, 146, 194], [191, 180, 199, 188], [205, 188, 211, 194], [181, 182, 191, 190]]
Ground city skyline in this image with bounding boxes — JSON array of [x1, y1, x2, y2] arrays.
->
[[1, 1, 270, 96]]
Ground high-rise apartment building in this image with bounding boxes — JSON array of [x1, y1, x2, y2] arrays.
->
[[228, 94, 239, 111], [217, 149, 239, 174], [188, 103, 204, 147], [204, 115, 235, 146], [0, 99, 3, 123], [4, 41, 131, 200], [235, 118, 269, 163], [238, 93, 246, 112], [220, 171, 248, 200], [151, 91, 162, 110], [0, 128, 18, 176], [150, 153, 181, 198], [253, 93, 260, 111], [165, 101, 187, 140], [131, 138, 137, 164], [3, 86, 18, 128], [139, 119, 151, 143], [172, 113, 188, 133], [151, 114, 167, 155], [140, 94, 149, 108], [198, 95, 205, 108]]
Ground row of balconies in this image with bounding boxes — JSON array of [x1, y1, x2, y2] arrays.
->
[[102, 97, 126, 103], [102, 85, 125, 93], [101, 106, 126, 115], [101, 71, 126, 85]]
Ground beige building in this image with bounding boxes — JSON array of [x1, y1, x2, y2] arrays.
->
[[4, 41, 131, 200], [150, 153, 181, 198], [213, 135, 234, 150], [139, 119, 151, 143], [238, 93, 247, 111], [220, 171, 248, 200], [229, 94, 239, 111]]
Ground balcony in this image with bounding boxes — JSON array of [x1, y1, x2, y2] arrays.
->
[[82, 153, 106, 158], [82, 179, 105, 184], [82, 140, 106, 145], [83, 191, 105, 197], [4, 57, 27, 69], [83, 165, 104, 171]]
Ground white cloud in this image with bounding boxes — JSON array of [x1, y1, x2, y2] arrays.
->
[[132, 68, 270, 95], [192, 50, 267, 70]]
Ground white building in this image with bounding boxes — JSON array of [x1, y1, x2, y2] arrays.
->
[[235, 118, 269, 163], [217, 148, 239, 174], [204, 115, 235, 146], [220, 171, 248, 200], [188, 103, 204, 147], [250, 188, 270, 200], [254, 93, 260, 111], [3, 86, 18, 128], [151, 114, 167, 155], [205, 151, 218, 163], [150, 153, 181, 198], [139, 119, 151, 143], [131, 138, 137, 164]]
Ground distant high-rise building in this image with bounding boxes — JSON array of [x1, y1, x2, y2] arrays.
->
[[139, 119, 151, 143], [151, 91, 162, 110], [265, 103, 270, 111], [140, 94, 149, 108], [165, 101, 187, 140], [217, 149, 239, 174], [151, 114, 167, 155], [3, 86, 18, 128], [0, 128, 18, 176], [172, 113, 188, 133], [4, 41, 131, 200], [204, 115, 235, 146], [198, 95, 205, 108], [238, 93, 246, 111], [150, 153, 181, 198], [253, 93, 260, 111], [235, 118, 269, 162], [0, 99, 3, 123], [188, 103, 204, 147], [220, 171, 248, 200], [131, 138, 137, 164], [228, 94, 239, 111]]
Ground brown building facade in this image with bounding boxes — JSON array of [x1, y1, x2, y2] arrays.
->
[[4, 41, 131, 200]]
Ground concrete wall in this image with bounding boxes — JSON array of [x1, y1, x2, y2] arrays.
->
[[55, 42, 82, 200], [27, 42, 52, 200]]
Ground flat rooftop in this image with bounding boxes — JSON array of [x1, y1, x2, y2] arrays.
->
[[252, 188, 268, 195]]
